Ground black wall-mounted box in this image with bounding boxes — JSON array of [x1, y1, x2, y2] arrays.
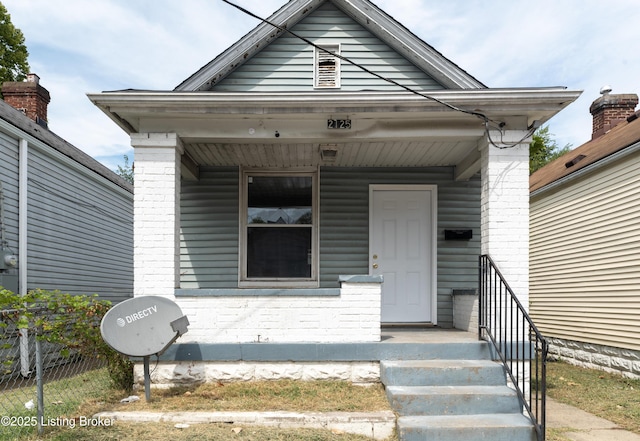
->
[[444, 229, 473, 240]]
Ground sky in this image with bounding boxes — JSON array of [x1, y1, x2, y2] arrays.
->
[[3, 0, 639, 172]]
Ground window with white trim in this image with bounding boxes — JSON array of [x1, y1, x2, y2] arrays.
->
[[314, 44, 341, 89], [240, 171, 318, 287]]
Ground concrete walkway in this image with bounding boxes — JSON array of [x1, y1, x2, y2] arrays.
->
[[98, 399, 640, 441], [95, 410, 397, 440], [548, 398, 640, 441]]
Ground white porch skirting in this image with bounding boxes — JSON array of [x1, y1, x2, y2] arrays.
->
[[134, 361, 381, 387], [174, 276, 383, 344]]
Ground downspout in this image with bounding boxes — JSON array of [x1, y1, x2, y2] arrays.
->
[[19, 138, 29, 377]]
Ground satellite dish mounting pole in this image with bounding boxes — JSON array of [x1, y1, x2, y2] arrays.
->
[[143, 356, 151, 402]]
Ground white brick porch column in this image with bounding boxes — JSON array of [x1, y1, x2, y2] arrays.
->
[[131, 133, 183, 298], [480, 130, 530, 306]]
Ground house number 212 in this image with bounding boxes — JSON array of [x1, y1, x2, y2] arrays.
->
[[327, 119, 352, 129]]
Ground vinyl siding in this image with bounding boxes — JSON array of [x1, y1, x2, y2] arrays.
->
[[0, 131, 20, 255], [180, 166, 481, 327], [180, 167, 240, 288], [215, 2, 444, 92], [26, 146, 133, 302], [321, 168, 481, 328], [530, 151, 640, 351]]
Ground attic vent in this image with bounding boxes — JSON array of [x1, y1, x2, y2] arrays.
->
[[565, 154, 586, 168], [314, 45, 340, 89]]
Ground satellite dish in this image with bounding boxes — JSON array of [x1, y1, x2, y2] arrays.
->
[[101, 296, 189, 402], [100, 296, 189, 357]]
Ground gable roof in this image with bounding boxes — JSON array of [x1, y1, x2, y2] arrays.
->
[[530, 111, 640, 194], [175, 0, 486, 92]]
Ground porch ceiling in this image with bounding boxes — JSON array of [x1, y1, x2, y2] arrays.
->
[[179, 111, 485, 168], [184, 139, 478, 168]]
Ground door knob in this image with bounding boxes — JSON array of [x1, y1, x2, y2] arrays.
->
[[373, 263, 379, 269]]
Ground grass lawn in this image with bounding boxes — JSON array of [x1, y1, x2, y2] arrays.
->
[[13, 378, 395, 441], [546, 359, 640, 440], [22, 422, 386, 441], [10, 358, 640, 441], [103, 380, 390, 413]]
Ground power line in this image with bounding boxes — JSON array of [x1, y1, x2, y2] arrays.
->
[[220, 0, 536, 149]]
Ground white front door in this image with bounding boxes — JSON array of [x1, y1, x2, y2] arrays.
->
[[370, 185, 436, 324]]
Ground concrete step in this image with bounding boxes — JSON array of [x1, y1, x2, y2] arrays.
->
[[380, 349, 536, 440], [381, 359, 506, 387], [378, 341, 493, 361], [398, 413, 536, 441], [387, 385, 522, 416]]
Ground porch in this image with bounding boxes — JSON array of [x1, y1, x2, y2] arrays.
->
[[87, 89, 571, 319]]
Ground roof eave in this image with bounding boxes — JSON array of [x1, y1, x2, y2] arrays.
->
[[88, 88, 582, 134], [0, 100, 133, 193], [530, 139, 640, 197]]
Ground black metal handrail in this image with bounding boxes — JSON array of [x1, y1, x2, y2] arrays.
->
[[479, 254, 548, 441]]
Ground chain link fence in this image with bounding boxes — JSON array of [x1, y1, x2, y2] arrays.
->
[[1, 308, 112, 439]]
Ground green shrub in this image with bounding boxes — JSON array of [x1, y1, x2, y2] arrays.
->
[[0, 287, 133, 391]]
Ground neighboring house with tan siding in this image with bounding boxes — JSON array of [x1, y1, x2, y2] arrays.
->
[[530, 90, 640, 378]]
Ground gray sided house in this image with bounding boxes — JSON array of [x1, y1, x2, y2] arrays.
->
[[530, 91, 640, 378], [89, 0, 580, 385], [0, 74, 133, 303]]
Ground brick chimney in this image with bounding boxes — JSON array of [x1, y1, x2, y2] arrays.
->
[[589, 87, 638, 139], [2, 73, 50, 128]]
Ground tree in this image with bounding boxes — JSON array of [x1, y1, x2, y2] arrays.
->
[[529, 125, 572, 174], [116, 154, 134, 184], [0, 2, 29, 85]]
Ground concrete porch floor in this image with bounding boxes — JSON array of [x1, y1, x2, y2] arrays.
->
[[381, 328, 479, 344], [160, 328, 484, 363]]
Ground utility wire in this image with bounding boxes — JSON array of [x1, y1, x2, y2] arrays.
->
[[221, 0, 536, 149]]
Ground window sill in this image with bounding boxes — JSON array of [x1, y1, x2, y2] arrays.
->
[[239, 280, 319, 289], [175, 288, 340, 297]]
